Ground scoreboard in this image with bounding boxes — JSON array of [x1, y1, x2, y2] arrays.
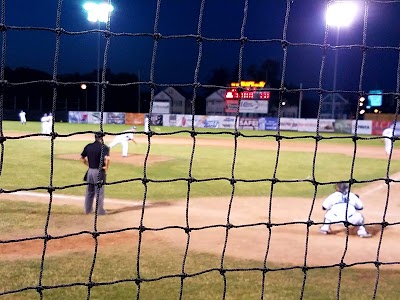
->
[[224, 81, 270, 114], [225, 89, 270, 100], [225, 81, 270, 100]]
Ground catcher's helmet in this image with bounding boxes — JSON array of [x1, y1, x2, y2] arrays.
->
[[336, 182, 349, 194]]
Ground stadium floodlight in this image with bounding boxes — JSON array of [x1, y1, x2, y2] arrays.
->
[[326, 1, 358, 28], [325, 1, 358, 119], [83, 1, 114, 112], [83, 2, 114, 23]]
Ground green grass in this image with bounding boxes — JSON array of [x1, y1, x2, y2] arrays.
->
[[1, 240, 399, 300], [0, 201, 83, 233], [0, 136, 397, 201], [3, 120, 385, 146]]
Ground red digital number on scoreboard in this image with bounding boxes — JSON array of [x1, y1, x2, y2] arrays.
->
[[225, 89, 270, 100]]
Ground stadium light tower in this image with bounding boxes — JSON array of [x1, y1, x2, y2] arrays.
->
[[325, 1, 358, 119], [83, 2, 114, 112]]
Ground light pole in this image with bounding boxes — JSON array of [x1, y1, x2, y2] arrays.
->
[[81, 84, 88, 111], [325, 1, 358, 119], [83, 2, 114, 112]]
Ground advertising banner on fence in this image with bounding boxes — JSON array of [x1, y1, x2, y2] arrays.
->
[[372, 120, 392, 135], [171, 114, 203, 127], [352, 120, 372, 135], [125, 113, 145, 125], [225, 100, 238, 113], [334, 120, 353, 133], [106, 112, 125, 124], [163, 114, 175, 127], [297, 119, 335, 132], [239, 117, 258, 130], [87, 112, 107, 124], [176, 115, 192, 127], [297, 119, 317, 132], [258, 117, 278, 130], [163, 114, 237, 129], [225, 100, 269, 113], [220, 116, 238, 129], [68, 111, 88, 123], [202, 116, 221, 128], [239, 100, 269, 114], [279, 118, 298, 131], [319, 119, 335, 132], [148, 114, 163, 126], [151, 102, 170, 114]]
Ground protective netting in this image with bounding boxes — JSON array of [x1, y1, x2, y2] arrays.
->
[[0, 0, 400, 299]]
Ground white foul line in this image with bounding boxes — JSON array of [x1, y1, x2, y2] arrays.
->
[[12, 191, 148, 207]]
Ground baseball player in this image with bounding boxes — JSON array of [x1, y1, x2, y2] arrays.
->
[[382, 122, 399, 156], [108, 126, 137, 157], [40, 113, 49, 134], [18, 110, 26, 125], [144, 115, 150, 133], [320, 183, 372, 238]]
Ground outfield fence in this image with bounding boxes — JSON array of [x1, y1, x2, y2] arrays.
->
[[68, 111, 392, 136]]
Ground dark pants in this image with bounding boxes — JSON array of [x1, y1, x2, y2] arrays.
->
[[85, 168, 106, 214]]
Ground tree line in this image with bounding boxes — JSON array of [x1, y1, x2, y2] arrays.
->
[[2, 59, 319, 117]]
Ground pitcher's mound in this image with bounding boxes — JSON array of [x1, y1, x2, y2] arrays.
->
[[58, 153, 173, 166]]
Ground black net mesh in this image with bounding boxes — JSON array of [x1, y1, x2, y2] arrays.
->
[[1, 0, 400, 299]]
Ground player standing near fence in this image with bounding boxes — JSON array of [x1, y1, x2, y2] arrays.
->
[[320, 183, 372, 238], [18, 110, 26, 125], [382, 122, 398, 156], [144, 115, 149, 133], [109, 126, 137, 157], [80, 132, 110, 215], [40, 113, 48, 134]]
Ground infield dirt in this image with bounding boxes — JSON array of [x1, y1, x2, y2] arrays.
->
[[0, 134, 399, 269]]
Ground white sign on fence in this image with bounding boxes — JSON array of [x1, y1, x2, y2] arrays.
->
[[151, 102, 170, 114], [279, 118, 298, 131], [352, 120, 372, 135], [239, 100, 269, 113]]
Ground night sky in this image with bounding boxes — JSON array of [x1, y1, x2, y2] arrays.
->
[[3, 0, 400, 93]]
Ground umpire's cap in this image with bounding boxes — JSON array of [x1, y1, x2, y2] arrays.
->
[[94, 131, 104, 140], [336, 182, 349, 194]]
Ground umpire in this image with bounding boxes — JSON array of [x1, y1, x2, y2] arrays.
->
[[80, 131, 110, 215]]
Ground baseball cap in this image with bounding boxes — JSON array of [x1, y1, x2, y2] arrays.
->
[[94, 131, 104, 139]]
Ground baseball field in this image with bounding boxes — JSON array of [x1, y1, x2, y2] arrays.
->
[[1, 121, 400, 299]]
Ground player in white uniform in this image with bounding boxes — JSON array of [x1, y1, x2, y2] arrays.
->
[[48, 112, 53, 133], [320, 183, 372, 238], [144, 115, 149, 133], [109, 126, 137, 157], [382, 122, 399, 156], [40, 113, 48, 134], [40, 113, 52, 134], [18, 110, 26, 125]]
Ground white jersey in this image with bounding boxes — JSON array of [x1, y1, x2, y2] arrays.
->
[[19, 111, 26, 120], [381, 122, 400, 139], [322, 191, 363, 220], [382, 127, 394, 138], [114, 129, 134, 142], [121, 130, 134, 141]]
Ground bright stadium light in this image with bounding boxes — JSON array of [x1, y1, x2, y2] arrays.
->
[[83, 2, 114, 23], [326, 1, 358, 28], [83, 1, 114, 112], [325, 1, 359, 119]]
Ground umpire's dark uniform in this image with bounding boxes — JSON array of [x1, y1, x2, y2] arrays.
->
[[80, 132, 110, 215]]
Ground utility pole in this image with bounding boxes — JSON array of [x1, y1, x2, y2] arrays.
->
[[298, 83, 303, 118], [138, 70, 141, 113]]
